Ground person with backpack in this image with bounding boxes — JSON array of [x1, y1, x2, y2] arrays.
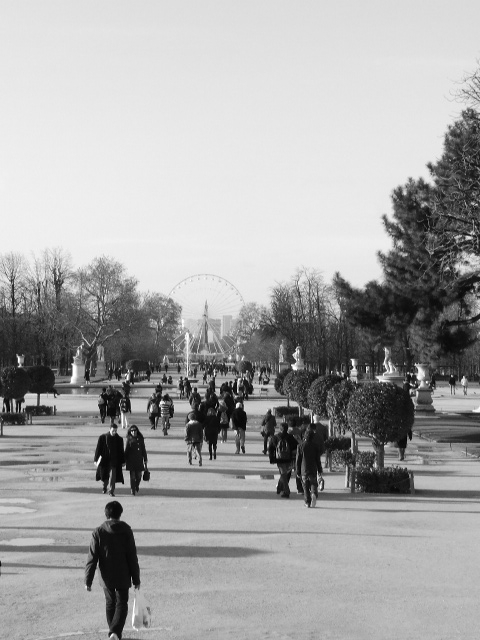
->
[[119, 394, 131, 430], [98, 387, 108, 424], [269, 422, 298, 498], [231, 402, 248, 454], [147, 393, 159, 429], [217, 399, 229, 443]]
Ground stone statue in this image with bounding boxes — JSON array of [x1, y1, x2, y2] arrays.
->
[[293, 345, 303, 364], [383, 347, 397, 374], [74, 343, 85, 363], [96, 344, 104, 362], [279, 340, 286, 363]]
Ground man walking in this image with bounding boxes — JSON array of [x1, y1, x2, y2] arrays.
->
[[231, 402, 247, 454], [85, 501, 140, 640], [269, 422, 298, 498], [94, 424, 125, 496], [185, 418, 204, 466], [296, 428, 323, 508]]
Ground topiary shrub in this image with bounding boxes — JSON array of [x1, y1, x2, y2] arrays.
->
[[1, 367, 31, 405], [355, 466, 411, 494], [25, 405, 54, 416], [26, 365, 55, 407], [237, 360, 253, 374], [274, 368, 291, 395], [289, 370, 319, 411], [347, 382, 414, 469], [324, 436, 352, 452], [1, 412, 27, 425], [326, 379, 356, 435], [273, 405, 299, 418], [281, 370, 296, 400], [125, 359, 149, 373], [307, 374, 343, 419]]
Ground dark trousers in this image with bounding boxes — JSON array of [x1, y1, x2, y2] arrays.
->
[[277, 462, 292, 496], [208, 441, 217, 459], [99, 406, 106, 423], [129, 469, 142, 492], [302, 473, 318, 506], [103, 586, 129, 638]]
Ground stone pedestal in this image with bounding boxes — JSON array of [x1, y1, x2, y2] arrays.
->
[[376, 373, 405, 388], [279, 361, 290, 373], [414, 362, 435, 413], [95, 361, 106, 379], [70, 359, 85, 384]]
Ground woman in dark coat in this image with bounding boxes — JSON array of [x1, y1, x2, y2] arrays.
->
[[124, 425, 148, 495], [204, 407, 220, 460]]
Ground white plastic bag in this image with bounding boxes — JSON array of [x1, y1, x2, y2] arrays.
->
[[132, 588, 151, 630]]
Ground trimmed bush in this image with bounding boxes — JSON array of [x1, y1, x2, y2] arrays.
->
[[26, 365, 55, 407], [355, 451, 376, 469], [282, 370, 296, 399], [347, 383, 414, 468], [288, 370, 319, 409], [273, 405, 299, 418], [326, 379, 356, 435], [325, 436, 351, 452], [125, 359, 149, 373], [237, 360, 253, 374], [1, 367, 31, 402], [355, 466, 411, 494], [25, 405, 54, 416], [1, 412, 27, 425], [274, 369, 291, 395], [307, 374, 343, 419], [330, 448, 376, 470]]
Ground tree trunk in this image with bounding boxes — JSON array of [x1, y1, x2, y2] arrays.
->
[[374, 443, 384, 469], [37, 393, 40, 407]]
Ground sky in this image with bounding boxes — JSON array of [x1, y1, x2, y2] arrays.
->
[[1, 0, 480, 313]]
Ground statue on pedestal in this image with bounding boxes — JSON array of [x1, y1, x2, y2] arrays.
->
[[279, 339, 287, 363], [74, 342, 85, 364], [383, 347, 397, 374], [292, 345, 305, 371], [96, 344, 105, 362]]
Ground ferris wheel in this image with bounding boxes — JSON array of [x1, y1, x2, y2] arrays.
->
[[168, 274, 245, 359]]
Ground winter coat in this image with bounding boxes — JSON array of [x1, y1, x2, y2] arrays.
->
[[85, 519, 140, 589], [261, 413, 277, 436], [185, 419, 204, 443], [94, 432, 125, 484], [204, 414, 220, 444], [231, 407, 247, 431], [296, 439, 322, 476], [124, 434, 147, 472]]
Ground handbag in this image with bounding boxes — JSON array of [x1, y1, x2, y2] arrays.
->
[[132, 588, 151, 630], [143, 468, 150, 482]]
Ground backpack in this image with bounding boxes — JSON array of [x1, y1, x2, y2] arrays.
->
[[276, 437, 291, 462], [219, 409, 229, 425], [120, 398, 128, 412], [97, 395, 105, 406], [149, 401, 158, 415]]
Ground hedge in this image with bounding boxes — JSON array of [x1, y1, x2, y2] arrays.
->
[[1, 412, 27, 425], [355, 466, 411, 494]]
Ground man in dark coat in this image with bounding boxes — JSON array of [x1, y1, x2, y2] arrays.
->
[[296, 428, 323, 508], [231, 402, 247, 454], [85, 501, 140, 640], [269, 422, 298, 498], [94, 424, 125, 496]]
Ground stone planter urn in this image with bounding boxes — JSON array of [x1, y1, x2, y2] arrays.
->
[[414, 362, 434, 413]]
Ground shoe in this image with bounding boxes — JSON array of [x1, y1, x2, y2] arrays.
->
[[276, 486, 281, 495], [131, 489, 135, 495], [209, 455, 212, 460], [199, 461, 202, 467], [188, 460, 192, 465], [102, 488, 107, 494], [109, 634, 119, 640], [241, 446, 245, 454], [304, 502, 310, 508], [214, 452, 216, 459], [311, 494, 317, 508], [281, 493, 290, 498], [235, 451, 240, 455], [262, 450, 267, 455], [108, 491, 115, 497]]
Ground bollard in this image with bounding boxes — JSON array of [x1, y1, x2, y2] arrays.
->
[[54, 405, 57, 416], [409, 471, 415, 494], [350, 468, 356, 493], [0, 417, 3, 437], [345, 465, 350, 488]]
